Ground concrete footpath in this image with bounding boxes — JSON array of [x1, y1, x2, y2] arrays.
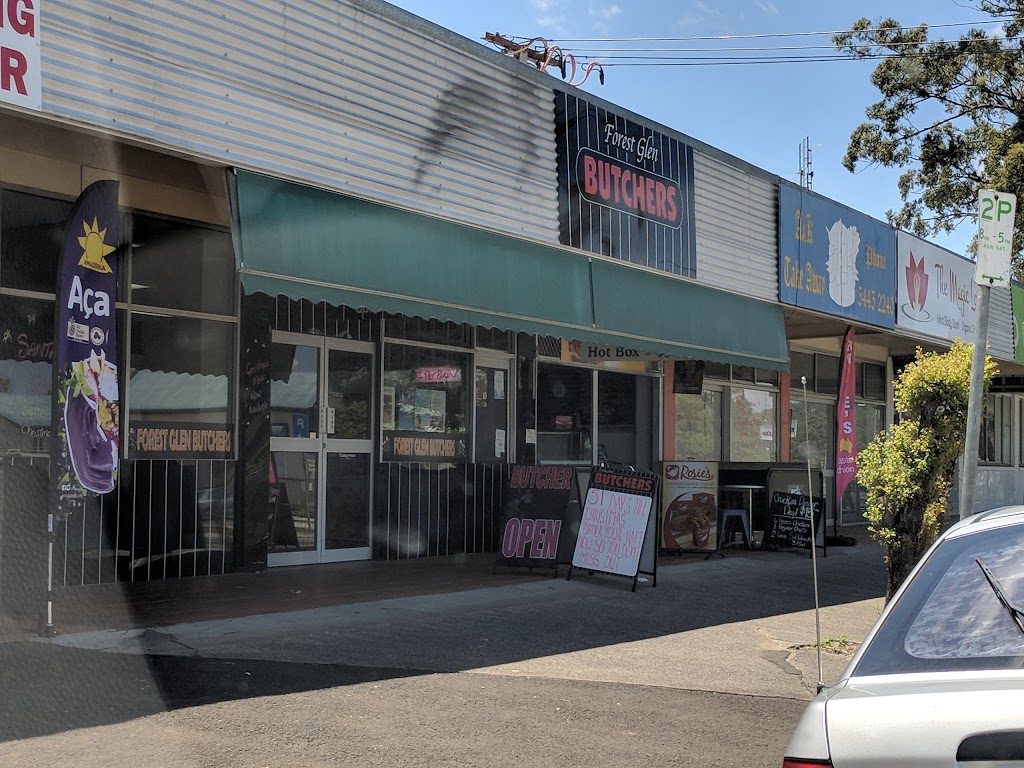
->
[[43, 537, 887, 701]]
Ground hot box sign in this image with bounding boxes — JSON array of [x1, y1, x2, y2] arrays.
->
[[1, 0, 40, 111]]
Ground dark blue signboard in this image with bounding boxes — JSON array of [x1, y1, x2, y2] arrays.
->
[[778, 183, 896, 328], [555, 91, 696, 276]]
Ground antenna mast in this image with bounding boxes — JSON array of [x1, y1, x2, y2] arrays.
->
[[798, 137, 814, 191]]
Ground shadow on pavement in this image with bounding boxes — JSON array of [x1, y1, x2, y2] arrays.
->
[[0, 642, 425, 742], [0, 540, 886, 744]]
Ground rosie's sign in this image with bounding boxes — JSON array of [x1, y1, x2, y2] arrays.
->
[[556, 91, 695, 276]]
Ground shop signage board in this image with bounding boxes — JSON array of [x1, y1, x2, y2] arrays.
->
[[381, 430, 467, 462], [555, 90, 696, 276], [778, 182, 897, 329], [496, 465, 578, 572], [896, 232, 978, 341], [762, 491, 826, 555], [661, 461, 718, 553], [51, 181, 121, 519], [0, 0, 40, 111], [569, 467, 659, 590], [127, 421, 234, 460], [1013, 283, 1024, 364]]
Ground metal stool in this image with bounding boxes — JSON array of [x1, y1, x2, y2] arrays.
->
[[718, 508, 751, 550]]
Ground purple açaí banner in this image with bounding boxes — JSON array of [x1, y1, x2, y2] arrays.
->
[[51, 180, 121, 517]]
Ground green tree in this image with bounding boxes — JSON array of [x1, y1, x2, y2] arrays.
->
[[858, 341, 997, 602], [834, 2, 1024, 267]]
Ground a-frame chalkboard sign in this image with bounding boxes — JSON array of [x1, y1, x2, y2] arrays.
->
[[761, 491, 827, 558]]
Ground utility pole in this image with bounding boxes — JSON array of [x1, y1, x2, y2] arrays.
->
[[960, 189, 1016, 520]]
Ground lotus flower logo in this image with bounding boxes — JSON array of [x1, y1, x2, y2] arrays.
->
[[901, 251, 932, 322], [906, 252, 929, 312]]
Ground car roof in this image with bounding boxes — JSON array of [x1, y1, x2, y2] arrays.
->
[[944, 505, 1024, 539]]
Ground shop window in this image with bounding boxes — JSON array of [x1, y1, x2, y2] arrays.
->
[[732, 366, 756, 384], [860, 362, 886, 401], [815, 354, 840, 396], [128, 313, 234, 429], [385, 316, 472, 348], [730, 388, 777, 462], [381, 343, 470, 461], [839, 402, 887, 522], [674, 390, 722, 461], [791, 398, 835, 470], [790, 351, 814, 390], [704, 361, 731, 380], [756, 369, 780, 387], [129, 215, 234, 316], [0, 295, 56, 454], [980, 393, 1012, 465], [536, 363, 592, 464], [1, 190, 75, 294], [475, 326, 513, 352]]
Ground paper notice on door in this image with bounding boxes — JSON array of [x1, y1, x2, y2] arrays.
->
[[494, 371, 505, 400], [495, 429, 506, 458]]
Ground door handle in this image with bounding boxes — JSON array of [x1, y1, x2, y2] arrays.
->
[[326, 407, 336, 435]]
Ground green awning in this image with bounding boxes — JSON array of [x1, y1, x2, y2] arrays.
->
[[590, 258, 790, 369], [233, 171, 788, 369]]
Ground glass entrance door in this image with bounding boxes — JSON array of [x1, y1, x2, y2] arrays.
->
[[268, 332, 374, 566]]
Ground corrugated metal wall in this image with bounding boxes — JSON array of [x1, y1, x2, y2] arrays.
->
[[989, 285, 1015, 362], [692, 151, 778, 301], [42, 0, 560, 241]]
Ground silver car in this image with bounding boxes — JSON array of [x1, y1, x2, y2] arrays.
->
[[783, 505, 1024, 768]]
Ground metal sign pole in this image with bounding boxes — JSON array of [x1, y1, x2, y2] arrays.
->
[[959, 284, 991, 520], [961, 189, 1016, 520]]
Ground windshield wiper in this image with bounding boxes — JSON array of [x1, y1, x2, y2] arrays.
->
[[976, 558, 1024, 636]]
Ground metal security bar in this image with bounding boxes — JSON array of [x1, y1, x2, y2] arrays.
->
[[54, 459, 236, 585], [376, 462, 509, 560]]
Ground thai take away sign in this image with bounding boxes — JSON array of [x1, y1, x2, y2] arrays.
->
[[51, 180, 121, 518], [897, 232, 978, 341], [976, 189, 1016, 285], [779, 183, 896, 329]]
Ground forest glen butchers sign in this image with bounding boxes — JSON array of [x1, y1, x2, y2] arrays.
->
[[382, 430, 467, 462], [128, 422, 233, 459], [555, 91, 695, 276]]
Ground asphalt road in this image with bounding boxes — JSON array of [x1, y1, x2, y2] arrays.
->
[[0, 541, 886, 767]]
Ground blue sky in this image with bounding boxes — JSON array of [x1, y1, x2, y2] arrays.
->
[[386, 0, 1006, 257]]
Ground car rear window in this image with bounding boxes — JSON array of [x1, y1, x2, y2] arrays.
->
[[854, 521, 1024, 676]]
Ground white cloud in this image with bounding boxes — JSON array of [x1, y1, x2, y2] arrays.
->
[[754, 0, 779, 15], [589, 2, 622, 21], [587, 2, 622, 34]]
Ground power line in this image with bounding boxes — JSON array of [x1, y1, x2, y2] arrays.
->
[[597, 49, 1021, 66], [558, 39, 1010, 53], [518, 17, 1014, 44]]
